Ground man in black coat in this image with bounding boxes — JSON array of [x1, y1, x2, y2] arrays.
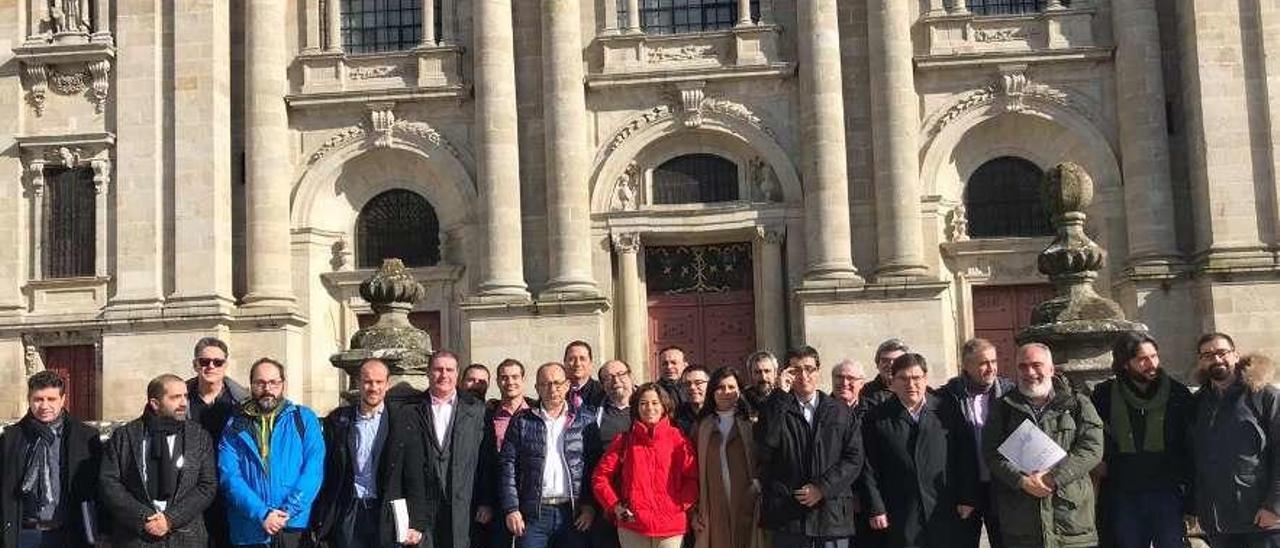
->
[[862, 354, 976, 548], [311, 359, 402, 548], [859, 339, 909, 408], [184, 336, 247, 548], [100, 374, 218, 548], [399, 350, 495, 548], [0, 370, 102, 548], [756, 346, 863, 548], [564, 341, 605, 410]]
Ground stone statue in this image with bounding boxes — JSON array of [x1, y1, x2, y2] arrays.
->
[[948, 204, 970, 242], [23, 338, 44, 377], [750, 157, 781, 202], [47, 0, 90, 35]]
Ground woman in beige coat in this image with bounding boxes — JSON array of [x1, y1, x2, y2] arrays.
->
[[692, 366, 764, 548]]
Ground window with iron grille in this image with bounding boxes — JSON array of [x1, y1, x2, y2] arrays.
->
[[964, 157, 1053, 238], [44, 166, 95, 278], [340, 0, 441, 54], [634, 0, 761, 35], [652, 154, 739, 204], [356, 189, 441, 268], [968, 0, 1063, 15]]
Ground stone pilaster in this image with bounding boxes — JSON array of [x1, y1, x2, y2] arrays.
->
[[242, 0, 295, 308], [869, 0, 928, 280], [1112, 0, 1180, 271], [109, 0, 165, 310], [798, 0, 862, 285], [170, 0, 234, 311], [540, 0, 598, 299], [613, 233, 648, 378], [757, 228, 786, 354], [473, 0, 529, 300]]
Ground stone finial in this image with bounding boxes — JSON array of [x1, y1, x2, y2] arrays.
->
[[358, 258, 424, 313], [332, 258, 433, 399]]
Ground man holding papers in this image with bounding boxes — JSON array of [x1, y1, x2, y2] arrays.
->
[[984, 343, 1103, 548]]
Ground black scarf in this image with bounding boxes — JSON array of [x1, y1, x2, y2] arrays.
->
[[144, 411, 184, 502], [18, 412, 63, 514]]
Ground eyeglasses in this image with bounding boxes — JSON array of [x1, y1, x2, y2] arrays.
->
[[1198, 348, 1234, 361], [251, 379, 283, 388], [789, 365, 820, 376], [197, 358, 226, 368]]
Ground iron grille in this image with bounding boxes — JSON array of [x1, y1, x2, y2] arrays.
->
[[44, 166, 95, 278], [964, 157, 1053, 238], [968, 0, 1056, 15], [652, 154, 739, 205], [634, 0, 761, 35], [356, 189, 441, 268], [341, 0, 441, 54], [645, 243, 754, 294]]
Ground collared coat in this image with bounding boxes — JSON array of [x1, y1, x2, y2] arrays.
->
[[0, 413, 102, 548], [693, 411, 763, 548], [861, 393, 977, 548], [310, 403, 401, 546], [755, 391, 864, 538], [99, 417, 218, 548], [399, 391, 494, 548], [983, 376, 1104, 548]]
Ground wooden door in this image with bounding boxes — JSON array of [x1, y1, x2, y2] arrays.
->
[[971, 284, 1056, 377], [41, 345, 99, 420], [646, 243, 756, 376]]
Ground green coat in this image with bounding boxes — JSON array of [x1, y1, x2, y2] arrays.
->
[[983, 376, 1104, 548]]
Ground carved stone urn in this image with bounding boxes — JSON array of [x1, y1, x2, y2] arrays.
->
[[1016, 163, 1147, 391], [330, 258, 433, 402]]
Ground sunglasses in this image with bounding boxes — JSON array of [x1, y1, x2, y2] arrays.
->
[[197, 358, 227, 368]]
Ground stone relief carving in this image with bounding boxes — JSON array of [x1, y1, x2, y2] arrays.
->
[[612, 232, 642, 254], [47, 0, 91, 35], [749, 157, 781, 202], [349, 65, 402, 81], [49, 68, 90, 94], [974, 27, 1028, 43], [673, 81, 707, 128], [331, 238, 352, 271], [947, 204, 970, 243], [22, 336, 44, 377], [21, 59, 112, 115], [368, 102, 397, 148], [613, 162, 640, 211], [647, 44, 718, 64], [923, 67, 1097, 143], [604, 106, 677, 156], [309, 104, 464, 165]]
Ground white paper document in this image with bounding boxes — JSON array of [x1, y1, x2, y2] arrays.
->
[[996, 419, 1067, 474], [390, 498, 410, 544]]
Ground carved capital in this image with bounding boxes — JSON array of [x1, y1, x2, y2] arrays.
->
[[757, 226, 785, 245], [612, 232, 642, 254], [25, 158, 47, 198], [90, 158, 110, 194]]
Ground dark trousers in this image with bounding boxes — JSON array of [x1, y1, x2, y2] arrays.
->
[[336, 499, 383, 548], [518, 504, 588, 548], [241, 529, 302, 548], [207, 495, 233, 547], [854, 512, 884, 548], [1108, 489, 1183, 548], [18, 527, 69, 548], [1208, 533, 1280, 548], [957, 484, 1002, 548]]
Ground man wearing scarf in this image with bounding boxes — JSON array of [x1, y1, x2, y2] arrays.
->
[[0, 370, 102, 548], [218, 358, 325, 548], [1091, 333, 1194, 548], [100, 374, 218, 547]]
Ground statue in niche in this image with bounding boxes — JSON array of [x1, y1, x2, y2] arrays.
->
[[948, 204, 970, 243], [614, 162, 640, 211], [750, 157, 781, 202], [47, 0, 91, 35]]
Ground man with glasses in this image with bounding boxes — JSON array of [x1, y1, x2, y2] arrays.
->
[[860, 339, 909, 408], [1190, 333, 1280, 547], [185, 336, 247, 547], [218, 358, 325, 548], [757, 346, 864, 548], [499, 362, 602, 548], [596, 359, 634, 445], [675, 364, 710, 439]]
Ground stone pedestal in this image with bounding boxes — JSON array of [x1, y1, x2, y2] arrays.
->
[[330, 260, 434, 404]]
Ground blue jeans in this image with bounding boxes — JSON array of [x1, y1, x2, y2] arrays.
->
[[518, 504, 588, 548], [1109, 489, 1184, 548], [768, 532, 849, 548]]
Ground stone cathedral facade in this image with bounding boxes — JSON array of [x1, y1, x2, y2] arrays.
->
[[0, 0, 1276, 420]]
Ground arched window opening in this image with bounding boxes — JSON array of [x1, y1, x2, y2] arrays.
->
[[652, 154, 739, 205], [356, 189, 441, 268], [964, 157, 1053, 238]]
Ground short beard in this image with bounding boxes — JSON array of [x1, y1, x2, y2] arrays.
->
[[1018, 380, 1051, 400], [255, 395, 279, 411], [1209, 363, 1232, 382]]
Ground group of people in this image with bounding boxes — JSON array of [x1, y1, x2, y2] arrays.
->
[[0, 331, 1277, 548]]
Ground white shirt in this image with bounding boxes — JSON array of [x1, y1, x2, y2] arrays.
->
[[141, 434, 181, 511], [796, 394, 818, 425], [430, 391, 456, 448], [535, 406, 571, 499]]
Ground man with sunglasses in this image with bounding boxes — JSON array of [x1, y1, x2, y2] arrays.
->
[[185, 336, 248, 547]]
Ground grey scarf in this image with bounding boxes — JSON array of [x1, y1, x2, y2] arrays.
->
[[19, 413, 64, 518]]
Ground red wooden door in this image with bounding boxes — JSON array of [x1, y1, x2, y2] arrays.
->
[[358, 311, 442, 350], [972, 284, 1056, 377], [646, 243, 756, 377], [41, 345, 99, 420]]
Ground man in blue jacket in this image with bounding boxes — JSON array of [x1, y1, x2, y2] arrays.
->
[[218, 357, 326, 548]]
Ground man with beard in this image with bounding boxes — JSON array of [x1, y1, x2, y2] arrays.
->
[[100, 374, 218, 547], [862, 354, 975, 547], [657, 346, 691, 406], [1190, 332, 1280, 547], [984, 343, 1103, 548], [0, 371, 102, 548], [1091, 333, 1193, 548], [310, 359, 400, 548], [859, 339, 909, 408], [218, 358, 325, 548], [742, 351, 780, 412], [941, 338, 1015, 548], [564, 341, 605, 410], [595, 359, 635, 445], [463, 364, 491, 402]]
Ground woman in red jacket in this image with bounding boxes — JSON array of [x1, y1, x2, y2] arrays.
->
[[592, 382, 699, 548]]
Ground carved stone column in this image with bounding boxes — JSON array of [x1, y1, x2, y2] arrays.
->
[[614, 233, 648, 377], [737, 0, 753, 26], [540, 0, 598, 298], [869, 0, 928, 280], [326, 0, 343, 52], [757, 227, 786, 354], [26, 159, 46, 281], [422, 0, 436, 46], [243, 0, 295, 308], [626, 0, 641, 33], [303, 0, 321, 52], [602, 0, 620, 34], [90, 158, 109, 279], [1112, 0, 1179, 270], [473, 0, 529, 300], [441, 0, 456, 44], [797, 0, 862, 285]]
